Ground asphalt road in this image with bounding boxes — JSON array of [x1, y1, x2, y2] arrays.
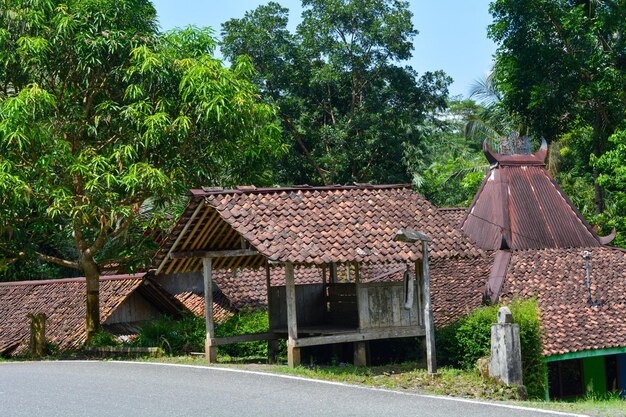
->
[[0, 361, 585, 417]]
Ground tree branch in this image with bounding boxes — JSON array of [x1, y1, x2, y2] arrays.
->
[[36, 252, 80, 270]]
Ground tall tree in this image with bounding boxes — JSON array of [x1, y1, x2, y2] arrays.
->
[[221, 0, 451, 185], [488, 0, 626, 213], [0, 0, 282, 339]]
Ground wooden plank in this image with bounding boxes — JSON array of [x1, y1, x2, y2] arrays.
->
[[170, 249, 259, 260], [158, 202, 204, 274], [293, 326, 425, 347], [423, 243, 437, 374], [209, 332, 276, 346], [203, 257, 217, 363], [357, 284, 369, 330]]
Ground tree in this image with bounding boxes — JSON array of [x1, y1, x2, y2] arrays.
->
[[408, 99, 487, 208], [0, 0, 282, 340], [488, 0, 626, 213], [221, 0, 451, 185]]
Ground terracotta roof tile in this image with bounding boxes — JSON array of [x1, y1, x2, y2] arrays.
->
[[155, 185, 482, 273], [500, 247, 626, 357], [0, 275, 144, 355]]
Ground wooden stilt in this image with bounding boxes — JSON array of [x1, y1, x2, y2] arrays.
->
[[354, 341, 367, 366], [203, 257, 217, 363], [285, 262, 300, 367]]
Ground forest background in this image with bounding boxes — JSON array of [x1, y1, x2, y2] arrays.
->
[[0, 0, 624, 336]]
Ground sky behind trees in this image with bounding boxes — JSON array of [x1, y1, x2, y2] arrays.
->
[[151, 0, 496, 98]]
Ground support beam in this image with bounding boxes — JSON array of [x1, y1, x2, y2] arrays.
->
[[170, 249, 258, 260], [265, 263, 278, 364], [354, 341, 367, 367], [203, 257, 217, 363], [422, 242, 437, 374], [285, 262, 300, 367]]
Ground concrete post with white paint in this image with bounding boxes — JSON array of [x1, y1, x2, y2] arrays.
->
[[489, 307, 523, 385]]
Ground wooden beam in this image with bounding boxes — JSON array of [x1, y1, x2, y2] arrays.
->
[[293, 326, 425, 348], [265, 263, 278, 364], [203, 257, 217, 363], [422, 242, 437, 374], [208, 332, 277, 346], [285, 262, 300, 367], [159, 201, 205, 274], [170, 249, 259, 260]]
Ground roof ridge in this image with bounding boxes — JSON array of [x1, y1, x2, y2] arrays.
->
[[0, 273, 146, 287], [190, 183, 414, 197]]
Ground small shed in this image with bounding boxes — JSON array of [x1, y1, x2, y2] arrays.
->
[[154, 184, 482, 369], [0, 274, 186, 356]]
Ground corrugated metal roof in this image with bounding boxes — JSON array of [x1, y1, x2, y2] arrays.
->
[[462, 145, 602, 250]]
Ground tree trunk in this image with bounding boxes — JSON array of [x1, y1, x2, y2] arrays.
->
[[81, 255, 100, 343]]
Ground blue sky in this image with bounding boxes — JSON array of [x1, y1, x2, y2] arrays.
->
[[151, 1, 497, 98]]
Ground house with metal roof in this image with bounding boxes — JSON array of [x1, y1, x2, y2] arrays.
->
[[153, 184, 490, 369], [446, 140, 626, 399], [0, 274, 187, 356]]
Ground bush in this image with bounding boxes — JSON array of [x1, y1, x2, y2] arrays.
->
[[436, 298, 547, 399], [215, 307, 270, 358], [134, 313, 205, 354], [134, 308, 272, 358], [87, 330, 120, 348]]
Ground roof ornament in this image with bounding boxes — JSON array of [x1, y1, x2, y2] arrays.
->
[[483, 137, 548, 165], [583, 251, 602, 307], [598, 228, 617, 245]]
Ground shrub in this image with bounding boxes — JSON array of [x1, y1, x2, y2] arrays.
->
[[134, 313, 205, 354], [215, 307, 269, 358], [436, 298, 546, 399], [87, 330, 120, 348]]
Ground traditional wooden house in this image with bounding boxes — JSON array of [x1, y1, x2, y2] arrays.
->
[[444, 141, 626, 399], [0, 274, 186, 356], [153, 184, 486, 369]]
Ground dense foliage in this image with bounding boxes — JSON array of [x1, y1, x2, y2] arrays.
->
[[134, 309, 271, 358], [488, 0, 626, 217], [134, 314, 205, 354], [436, 299, 546, 399], [221, 0, 451, 185], [0, 0, 282, 337]]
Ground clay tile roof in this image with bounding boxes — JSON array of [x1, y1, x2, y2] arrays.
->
[[430, 254, 496, 328], [461, 145, 602, 250], [0, 274, 186, 356], [438, 208, 467, 229], [500, 247, 626, 357], [174, 289, 234, 324], [155, 184, 482, 274]]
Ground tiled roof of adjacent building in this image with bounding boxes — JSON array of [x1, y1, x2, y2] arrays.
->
[[154, 184, 483, 274], [438, 208, 467, 229], [0, 274, 185, 356], [500, 246, 626, 357]]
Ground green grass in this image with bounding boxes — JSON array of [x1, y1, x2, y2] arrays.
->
[[133, 355, 626, 416]]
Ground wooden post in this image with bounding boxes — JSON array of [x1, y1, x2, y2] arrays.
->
[[266, 263, 278, 364], [285, 262, 300, 367], [354, 341, 367, 367], [422, 242, 437, 374], [28, 313, 46, 358], [203, 256, 217, 363]]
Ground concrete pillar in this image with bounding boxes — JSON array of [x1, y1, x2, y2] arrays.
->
[[489, 307, 523, 385]]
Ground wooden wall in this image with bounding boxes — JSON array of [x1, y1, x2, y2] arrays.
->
[[105, 293, 162, 324], [268, 283, 325, 329], [357, 281, 422, 329]]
